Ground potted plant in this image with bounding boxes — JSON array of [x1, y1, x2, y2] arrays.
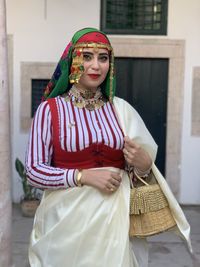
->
[[15, 158, 40, 217]]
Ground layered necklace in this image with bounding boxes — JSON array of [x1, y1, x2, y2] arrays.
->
[[63, 85, 105, 111]]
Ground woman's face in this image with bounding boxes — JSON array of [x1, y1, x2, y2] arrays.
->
[[77, 47, 110, 91]]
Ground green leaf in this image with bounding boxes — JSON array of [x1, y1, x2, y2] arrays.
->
[[15, 158, 25, 178]]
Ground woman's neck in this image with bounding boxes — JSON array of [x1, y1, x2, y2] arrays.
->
[[74, 84, 97, 99], [65, 85, 105, 111]]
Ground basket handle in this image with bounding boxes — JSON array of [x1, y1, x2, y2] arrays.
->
[[132, 170, 149, 186]]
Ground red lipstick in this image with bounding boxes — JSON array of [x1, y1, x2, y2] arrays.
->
[[88, 74, 100, 80]]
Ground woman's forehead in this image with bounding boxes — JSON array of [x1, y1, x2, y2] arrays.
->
[[82, 47, 109, 54]]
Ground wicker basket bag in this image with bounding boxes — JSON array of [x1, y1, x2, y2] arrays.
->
[[129, 171, 176, 237]]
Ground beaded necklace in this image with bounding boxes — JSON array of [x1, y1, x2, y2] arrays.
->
[[63, 85, 105, 111]]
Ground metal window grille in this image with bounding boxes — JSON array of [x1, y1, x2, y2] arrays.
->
[[101, 0, 168, 35], [31, 79, 49, 117]]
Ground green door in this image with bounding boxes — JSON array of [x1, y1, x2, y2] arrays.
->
[[115, 58, 168, 175]]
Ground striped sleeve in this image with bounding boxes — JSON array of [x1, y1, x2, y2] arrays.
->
[[25, 101, 78, 189]]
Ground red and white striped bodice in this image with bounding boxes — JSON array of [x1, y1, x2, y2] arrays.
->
[[25, 96, 125, 189]]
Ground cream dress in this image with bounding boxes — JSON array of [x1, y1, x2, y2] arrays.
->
[[29, 97, 192, 267]]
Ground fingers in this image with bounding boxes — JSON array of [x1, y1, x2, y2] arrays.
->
[[85, 170, 122, 194], [111, 173, 122, 183], [106, 173, 121, 193], [123, 136, 142, 160], [106, 186, 115, 193], [123, 137, 153, 171], [123, 147, 132, 157], [124, 136, 140, 149], [123, 136, 140, 158], [123, 147, 136, 161], [123, 136, 142, 166]]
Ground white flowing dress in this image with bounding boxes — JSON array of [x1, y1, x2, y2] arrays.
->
[[28, 97, 192, 267]]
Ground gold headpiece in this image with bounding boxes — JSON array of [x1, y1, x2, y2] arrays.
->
[[69, 42, 113, 84]]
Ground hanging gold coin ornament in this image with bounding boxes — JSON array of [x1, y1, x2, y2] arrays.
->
[[80, 90, 94, 99], [95, 99, 105, 109], [75, 101, 85, 109], [85, 103, 95, 111], [64, 85, 105, 111], [69, 48, 84, 84], [64, 95, 71, 102]]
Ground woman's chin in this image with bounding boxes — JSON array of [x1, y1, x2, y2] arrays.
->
[[77, 81, 102, 91]]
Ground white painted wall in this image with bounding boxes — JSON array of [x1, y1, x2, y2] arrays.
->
[[6, 0, 101, 202], [167, 0, 200, 204], [6, 0, 200, 204]]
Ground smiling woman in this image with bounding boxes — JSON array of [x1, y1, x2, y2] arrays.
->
[[76, 48, 110, 92], [25, 27, 192, 267]]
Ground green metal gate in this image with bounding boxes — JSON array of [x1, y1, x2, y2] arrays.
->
[[115, 57, 168, 175]]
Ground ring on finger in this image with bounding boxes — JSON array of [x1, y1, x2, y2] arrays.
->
[[109, 184, 116, 191], [111, 179, 119, 187]]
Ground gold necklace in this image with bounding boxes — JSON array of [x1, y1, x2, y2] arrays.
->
[[63, 85, 105, 111]]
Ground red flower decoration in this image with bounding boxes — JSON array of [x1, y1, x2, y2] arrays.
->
[[76, 50, 82, 57], [71, 66, 75, 73]]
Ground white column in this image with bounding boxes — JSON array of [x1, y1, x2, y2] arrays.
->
[[0, 0, 12, 266]]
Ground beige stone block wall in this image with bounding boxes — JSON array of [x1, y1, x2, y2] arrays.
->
[[0, 3, 12, 265], [20, 62, 56, 131], [191, 67, 200, 136]]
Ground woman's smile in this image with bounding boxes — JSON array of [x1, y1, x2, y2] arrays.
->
[[88, 74, 101, 80]]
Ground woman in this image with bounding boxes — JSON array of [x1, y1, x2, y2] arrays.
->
[[26, 28, 192, 267]]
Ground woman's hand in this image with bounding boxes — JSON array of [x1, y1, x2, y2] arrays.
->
[[123, 136, 152, 172], [81, 169, 122, 194]]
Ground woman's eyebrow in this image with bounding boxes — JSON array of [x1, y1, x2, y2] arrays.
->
[[99, 53, 109, 56], [82, 51, 93, 55], [82, 51, 109, 56]]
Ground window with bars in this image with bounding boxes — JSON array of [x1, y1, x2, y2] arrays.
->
[[101, 0, 168, 35], [31, 79, 49, 117]]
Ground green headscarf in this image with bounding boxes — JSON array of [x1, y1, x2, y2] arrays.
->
[[43, 27, 116, 102]]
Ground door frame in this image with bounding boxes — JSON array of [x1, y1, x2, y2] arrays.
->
[[109, 37, 185, 199]]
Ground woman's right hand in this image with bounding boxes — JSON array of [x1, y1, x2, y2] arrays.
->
[[81, 169, 122, 194]]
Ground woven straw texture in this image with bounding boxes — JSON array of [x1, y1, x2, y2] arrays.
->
[[129, 181, 177, 237], [129, 206, 176, 237], [130, 183, 169, 215]]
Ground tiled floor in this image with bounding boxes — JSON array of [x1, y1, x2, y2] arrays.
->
[[12, 204, 200, 267]]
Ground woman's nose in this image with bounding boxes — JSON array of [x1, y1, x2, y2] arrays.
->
[[91, 58, 100, 70]]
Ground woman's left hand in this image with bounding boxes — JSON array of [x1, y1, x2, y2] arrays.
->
[[123, 136, 152, 172]]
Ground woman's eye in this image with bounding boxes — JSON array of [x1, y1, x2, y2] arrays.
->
[[83, 54, 92, 61], [99, 55, 109, 62]]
